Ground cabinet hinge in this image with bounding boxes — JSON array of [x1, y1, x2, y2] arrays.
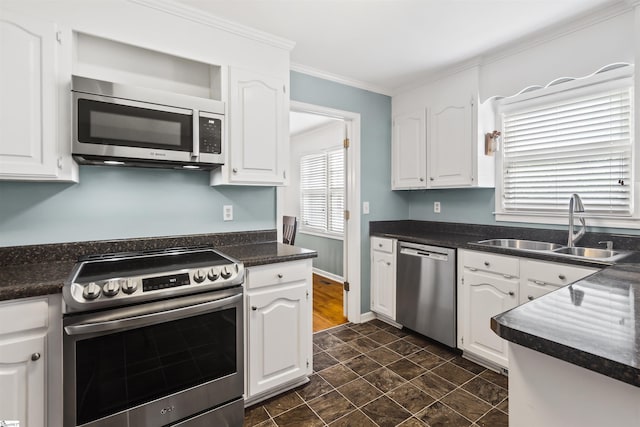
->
[[343, 281, 350, 292], [283, 170, 287, 179], [306, 359, 310, 368], [470, 96, 475, 107], [461, 336, 464, 345], [344, 210, 350, 220], [283, 85, 286, 94], [306, 290, 309, 299], [461, 277, 464, 285], [57, 157, 63, 169], [56, 31, 63, 44], [343, 138, 350, 149]]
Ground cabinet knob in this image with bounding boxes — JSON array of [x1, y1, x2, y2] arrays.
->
[[528, 295, 534, 301], [484, 261, 490, 267], [232, 168, 238, 173], [386, 262, 391, 266], [251, 306, 257, 311], [420, 177, 424, 182], [558, 274, 566, 280], [277, 273, 283, 279], [31, 353, 41, 361], [430, 177, 434, 181], [378, 243, 383, 247], [508, 291, 515, 296]]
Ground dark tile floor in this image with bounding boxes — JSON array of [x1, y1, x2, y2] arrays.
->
[[245, 319, 509, 427]]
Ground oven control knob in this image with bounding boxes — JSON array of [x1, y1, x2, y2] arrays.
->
[[221, 266, 232, 279], [121, 279, 138, 295], [194, 269, 206, 283], [83, 282, 101, 300], [207, 267, 220, 281], [102, 281, 120, 297]]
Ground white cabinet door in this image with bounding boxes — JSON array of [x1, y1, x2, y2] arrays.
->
[[222, 67, 287, 185], [0, 11, 76, 181], [428, 98, 474, 188], [247, 282, 309, 397], [392, 110, 427, 189], [371, 250, 396, 320], [0, 333, 46, 426], [462, 269, 518, 368]]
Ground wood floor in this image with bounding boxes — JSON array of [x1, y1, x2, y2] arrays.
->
[[312, 274, 348, 332]]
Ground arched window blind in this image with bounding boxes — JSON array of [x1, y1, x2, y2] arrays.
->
[[501, 84, 633, 216], [300, 147, 344, 235]]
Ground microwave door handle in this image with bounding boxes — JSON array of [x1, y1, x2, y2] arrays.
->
[[191, 110, 200, 159]]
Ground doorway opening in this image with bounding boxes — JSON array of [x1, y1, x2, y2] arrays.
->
[[277, 101, 361, 332]]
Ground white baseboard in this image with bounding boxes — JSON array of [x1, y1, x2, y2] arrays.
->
[[359, 311, 376, 323], [312, 268, 344, 283], [373, 314, 403, 329]]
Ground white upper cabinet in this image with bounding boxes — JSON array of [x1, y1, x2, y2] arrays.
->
[[392, 110, 427, 189], [0, 10, 77, 181], [428, 97, 474, 187], [211, 67, 288, 186], [391, 66, 495, 190]]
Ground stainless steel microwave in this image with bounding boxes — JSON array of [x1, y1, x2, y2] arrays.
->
[[71, 75, 225, 170]]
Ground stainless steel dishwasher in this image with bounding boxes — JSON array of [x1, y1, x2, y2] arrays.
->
[[396, 241, 456, 347]]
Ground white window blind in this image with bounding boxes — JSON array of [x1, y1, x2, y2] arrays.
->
[[300, 148, 344, 235], [501, 85, 633, 216]]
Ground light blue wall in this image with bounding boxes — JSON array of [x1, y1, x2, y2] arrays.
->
[[0, 166, 275, 246], [406, 188, 640, 235], [295, 233, 343, 277], [290, 71, 409, 314]]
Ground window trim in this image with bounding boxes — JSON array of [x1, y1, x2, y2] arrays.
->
[[299, 145, 345, 238], [494, 65, 638, 228]]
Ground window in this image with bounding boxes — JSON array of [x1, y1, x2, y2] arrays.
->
[[300, 147, 344, 235], [496, 67, 634, 225]]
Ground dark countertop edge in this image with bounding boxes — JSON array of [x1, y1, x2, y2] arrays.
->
[[491, 317, 640, 388], [240, 252, 318, 267]]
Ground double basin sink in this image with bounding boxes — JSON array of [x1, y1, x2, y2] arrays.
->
[[475, 239, 629, 262]]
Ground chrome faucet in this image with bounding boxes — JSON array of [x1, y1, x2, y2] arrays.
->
[[568, 193, 586, 247]]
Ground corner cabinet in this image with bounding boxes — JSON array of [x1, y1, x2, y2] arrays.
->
[[370, 237, 397, 321], [458, 250, 599, 371], [0, 10, 77, 182], [244, 259, 312, 405], [0, 295, 62, 427], [211, 67, 288, 186], [391, 66, 494, 190]]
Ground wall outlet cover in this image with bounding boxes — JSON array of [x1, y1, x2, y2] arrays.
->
[[434, 201, 441, 213], [363, 201, 370, 215], [223, 205, 233, 221]]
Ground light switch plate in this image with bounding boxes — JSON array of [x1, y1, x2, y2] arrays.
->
[[223, 205, 233, 221], [363, 201, 370, 215]]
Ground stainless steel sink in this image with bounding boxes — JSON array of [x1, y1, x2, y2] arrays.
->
[[477, 239, 563, 251], [552, 246, 619, 259]]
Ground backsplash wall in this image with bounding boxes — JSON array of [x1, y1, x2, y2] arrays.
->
[[0, 166, 276, 247]]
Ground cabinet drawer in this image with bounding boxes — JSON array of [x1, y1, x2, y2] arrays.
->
[[246, 260, 310, 290], [371, 237, 395, 254], [521, 260, 598, 287], [463, 250, 519, 278], [0, 297, 48, 335], [520, 280, 561, 304]]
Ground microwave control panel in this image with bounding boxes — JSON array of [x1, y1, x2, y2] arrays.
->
[[199, 115, 222, 154]]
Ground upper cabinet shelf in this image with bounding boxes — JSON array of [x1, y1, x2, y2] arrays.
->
[[392, 66, 495, 190]]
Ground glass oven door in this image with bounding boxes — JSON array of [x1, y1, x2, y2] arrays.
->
[[63, 287, 243, 427]]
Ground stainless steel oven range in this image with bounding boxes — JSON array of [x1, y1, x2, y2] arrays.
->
[[62, 247, 244, 427]]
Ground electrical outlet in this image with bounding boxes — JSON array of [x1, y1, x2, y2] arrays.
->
[[434, 201, 441, 213], [223, 205, 233, 221], [363, 201, 370, 215]]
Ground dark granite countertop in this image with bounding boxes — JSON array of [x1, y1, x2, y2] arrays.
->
[[370, 220, 640, 388], [0, 230, 316, 302], [492, 264, 640, 387]]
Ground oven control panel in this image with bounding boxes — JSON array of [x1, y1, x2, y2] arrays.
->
[[63, 249, 244, 313]]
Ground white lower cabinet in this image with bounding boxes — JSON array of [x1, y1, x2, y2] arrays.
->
[[245, 259, 312, 404], [459, 250, 600, 370], [370, 237, 396, 321], [463, 270, 518, 368], [0, 295, 61, 427]]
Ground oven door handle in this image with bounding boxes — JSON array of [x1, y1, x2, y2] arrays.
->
[[64, 292, 242, 336]]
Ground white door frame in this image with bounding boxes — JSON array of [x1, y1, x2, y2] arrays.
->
[[277, 101, 362, 323]]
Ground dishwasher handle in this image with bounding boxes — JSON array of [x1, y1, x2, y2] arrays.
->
[[399, 247, 449, 261]]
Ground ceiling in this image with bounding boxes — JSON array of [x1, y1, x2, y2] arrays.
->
[[290, 111, 341, 136], [175, 0, 621, 94]]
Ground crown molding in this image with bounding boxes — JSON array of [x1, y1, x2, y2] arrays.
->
[[290, 63, 393, 97], [128, 0, 296, 51], [392, 57, 482, 96]]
